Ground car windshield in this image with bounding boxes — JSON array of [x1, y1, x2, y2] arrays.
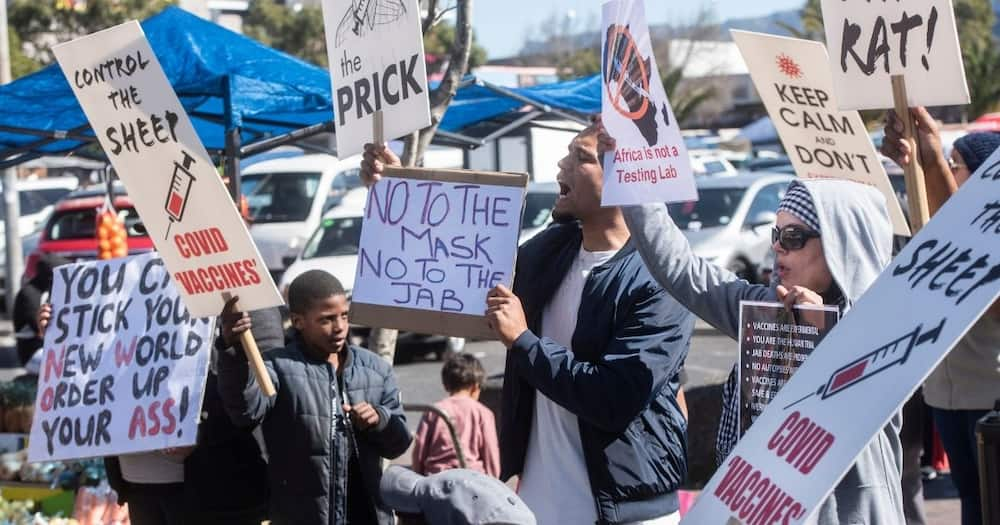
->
[[46, 207, 146, 240], [242, 172, 321, 223], [0, 188, 74, 217], [521, 190, 557, 229], [668, 188, 746, 229], [302, 216, 363, 259]]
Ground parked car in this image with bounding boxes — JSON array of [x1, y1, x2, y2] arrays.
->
[[23, 184, 154, 282], [244, 148, 462, 280], [279, 182, 559, 359], [690, 153, 738, 177], [0, 177, 80, 289], [671, 172, 794, 283]]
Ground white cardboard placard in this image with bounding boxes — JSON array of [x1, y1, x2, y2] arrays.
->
[[29, 253, 212, 463], [52, 22, 283, 318], [820, 0, 969, 110], [321, 0, 431, 157], [682, 151, 1000, 523], [600, 0, 698, 207], [732, 30, 911, 236]]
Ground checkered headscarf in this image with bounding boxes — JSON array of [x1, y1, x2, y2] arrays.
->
[[776, 182, 820, 233]]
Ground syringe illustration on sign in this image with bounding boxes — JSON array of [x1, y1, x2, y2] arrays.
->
[[164, 150, 196, 240], [784, 319, 946, 410]]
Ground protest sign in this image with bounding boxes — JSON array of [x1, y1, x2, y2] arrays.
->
[[28, 253, 212, 463], [681, 147, 1000, 524], [737, 301, 839, 434], [599, 0, 697, 207], [820, 0, 968, 111], [731, 31, 910, 236], [52, 22, 283, 319], [321, 0, 431, 157], [350, 167, 527, 339]]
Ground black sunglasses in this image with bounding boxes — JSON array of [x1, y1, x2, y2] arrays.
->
[[772, 225, 820, 251]]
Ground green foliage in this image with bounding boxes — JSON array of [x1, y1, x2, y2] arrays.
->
[[662, 66, 717, 125], [243, 0, 328, 66], [964, 36, 1000, 117], [7, 26, 42, 79], [424, 21, 487, 77], [8, 0, 175, 66], [557, 48, 599, 80]]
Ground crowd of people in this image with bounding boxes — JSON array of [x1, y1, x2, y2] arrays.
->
[[21, 109, 999, 525]]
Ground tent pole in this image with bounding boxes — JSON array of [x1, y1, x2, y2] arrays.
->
[[225, 127, 241, 203]]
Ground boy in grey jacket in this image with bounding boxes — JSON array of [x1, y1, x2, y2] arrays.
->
[[613, 121, 904, 524]]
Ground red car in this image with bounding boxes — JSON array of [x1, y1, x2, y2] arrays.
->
[[24, 185, 154, 281]]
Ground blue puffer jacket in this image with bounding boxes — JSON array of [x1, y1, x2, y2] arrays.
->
[[217, 336, 411, 525], [501, 221, 695, 524]]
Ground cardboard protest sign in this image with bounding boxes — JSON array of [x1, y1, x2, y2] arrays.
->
[[681, 150, 1000, 523], [321, 0, 431, 157], [52, 22, 283, 319], [599, 0, 697, 207], [731, 31, 910, 236], [820, 0, 968, 110], [737, 301, 839, 434], [350, 167, 527, 339], [29, 253, 212, 463]]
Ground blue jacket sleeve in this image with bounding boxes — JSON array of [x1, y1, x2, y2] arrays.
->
[[363, 367, 412, 460], [215, 343, 279, 428], [622, 203, 775, 339], [509, 282, 693, 434]]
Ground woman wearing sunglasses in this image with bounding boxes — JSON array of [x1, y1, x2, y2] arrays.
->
[[599, 127, 903, 524]]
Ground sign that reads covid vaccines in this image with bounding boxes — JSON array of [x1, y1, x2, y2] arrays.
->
[[321, 0, 431, 157], [731, 30, 910, 236], [599, 0, 697, 207], [52, 22, 283, 318], [350, 167, 527, 339], [682, 150, 1000, 523], [28, 254, 212, 463], [820, 0, 969, 110]]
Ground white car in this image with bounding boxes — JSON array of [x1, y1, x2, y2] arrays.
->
[[244, 148, 462, 279], [0, 177, 80, 286], [690, 153, 739, 177]]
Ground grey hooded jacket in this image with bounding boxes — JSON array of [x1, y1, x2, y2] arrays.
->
[[622, 179, 904, 524]]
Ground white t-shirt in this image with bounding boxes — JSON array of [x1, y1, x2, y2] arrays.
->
[[119, 452, 185, 484], [517, 247, 680, 525]]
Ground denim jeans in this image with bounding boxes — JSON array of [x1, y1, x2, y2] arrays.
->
[[932, 407, 989, 525]]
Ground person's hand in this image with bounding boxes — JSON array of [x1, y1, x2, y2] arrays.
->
[[221, 296, 252, 347], [344, 402, 380, 430], [486, 284, 529, 348], [881, 107, 945, 169], [591, 114, 617, 157], [37, 303, 52, 337], [360, 143, 402, 187], [776, 285, 824, 312]]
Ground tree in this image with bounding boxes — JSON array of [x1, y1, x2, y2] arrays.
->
[[7, 25, 42, 79], [424, 19, 487, 77], [243, 0, 328, 66], [963, 36, 1000, 117], [8, 0, 174, 66], [367, 0, 478, 363], [777, 0, 822, 41]]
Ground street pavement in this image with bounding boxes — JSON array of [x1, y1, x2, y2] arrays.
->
[[0, 318, 961, 522]]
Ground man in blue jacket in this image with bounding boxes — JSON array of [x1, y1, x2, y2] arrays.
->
[[360, 124, 694, 524]]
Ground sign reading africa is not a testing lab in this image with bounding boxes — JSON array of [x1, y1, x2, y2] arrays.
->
[[28, 254, 212, 463], [322, 0, 431, 157], [52, 22, 283, 318], [600, 0, 697, 207], [820, 0, 969, 110], [681, 149, 1000, 523], [731, 30, 911, 237]]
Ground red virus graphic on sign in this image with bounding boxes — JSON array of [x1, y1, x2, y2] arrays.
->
[[776, 54, 803, 79]]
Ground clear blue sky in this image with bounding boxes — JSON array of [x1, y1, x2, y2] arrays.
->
[[474, 0, 806, 59]]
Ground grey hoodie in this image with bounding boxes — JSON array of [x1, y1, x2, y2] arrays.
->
[[622, 179, 904, 524]]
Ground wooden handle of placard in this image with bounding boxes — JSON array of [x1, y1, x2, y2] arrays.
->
[[890, 75, 931, 232], [373, 110, 384, 146], [221, 292, 276, 397]]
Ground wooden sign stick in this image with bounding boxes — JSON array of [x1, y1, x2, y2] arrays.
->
[[373, 110, 385, 146], [891, 75, 931, 232], [221, 291, 276, 397]]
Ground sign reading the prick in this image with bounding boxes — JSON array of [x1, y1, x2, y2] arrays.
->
[[28, 254, 212, 463], [53, 22, 283, 318], [731, 30, 910, 236], [321, 0, 431, 157], [350, 167, 527, 339], [682, 148, 1000, 523], [820, 0, 969, 110]]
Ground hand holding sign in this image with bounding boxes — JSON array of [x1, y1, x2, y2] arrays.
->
[[486, 284, 528, 348], [360, 142, 402, 187]]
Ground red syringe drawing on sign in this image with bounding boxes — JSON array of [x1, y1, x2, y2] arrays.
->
[[164, 150, 196, 240], [784, 319, 945, 410]]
